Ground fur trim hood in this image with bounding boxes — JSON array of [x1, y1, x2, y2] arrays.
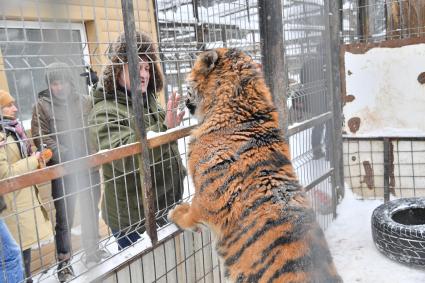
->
[[102, 31, 163, 95]]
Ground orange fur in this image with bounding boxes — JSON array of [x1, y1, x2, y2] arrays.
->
[[168, 48, 342, 283]]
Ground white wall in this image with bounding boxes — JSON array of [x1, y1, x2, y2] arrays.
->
[[343, 44, 425, 137]]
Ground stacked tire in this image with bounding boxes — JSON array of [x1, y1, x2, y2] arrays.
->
[[371, 198, 425, 267]]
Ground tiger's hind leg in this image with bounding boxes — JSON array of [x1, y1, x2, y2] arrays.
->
[[168, 202, 202, 232]]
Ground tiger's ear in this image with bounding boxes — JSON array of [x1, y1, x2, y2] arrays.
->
[[199, 50, 218, 75]]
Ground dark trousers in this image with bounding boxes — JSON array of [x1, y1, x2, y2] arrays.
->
[[52, 170, 101, 259], [312, 124, 325, 150], [111, 229, 140, 251], [52, 175, 77, 259], [22, 249, 32, 283]]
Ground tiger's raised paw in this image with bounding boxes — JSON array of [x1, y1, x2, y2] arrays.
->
[[168, 203, 200, 232]]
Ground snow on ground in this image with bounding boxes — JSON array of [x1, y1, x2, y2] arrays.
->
[[326, 189, 425, 283]]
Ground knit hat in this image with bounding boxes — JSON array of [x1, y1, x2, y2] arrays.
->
[[45, 62, 76, 89], [102, 31, 163, 95], [0, 90, 15, 108]]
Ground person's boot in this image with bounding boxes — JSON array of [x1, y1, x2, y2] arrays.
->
[[84, 248, 110, 267], [57, 259, 75, 282]]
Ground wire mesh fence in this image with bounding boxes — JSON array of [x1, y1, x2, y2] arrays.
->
[[344, 137, 425, 200], [0, 0, 341, 282], [283, 0, 341, 226]]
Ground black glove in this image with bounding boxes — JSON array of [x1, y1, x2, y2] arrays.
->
[[80, 66, 99, 86]]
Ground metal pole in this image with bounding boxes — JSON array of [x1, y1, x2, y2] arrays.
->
[[383, 138, 390, 202], [193, 0, 205, 51], [258, 0, 287, 133], [326, 0, 345, 211], [152, 0, 170, 106], [358, 0, 368, 42], [121, 0, 158, 243]]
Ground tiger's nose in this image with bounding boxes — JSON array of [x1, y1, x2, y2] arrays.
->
[[185, 98, 196, 115]]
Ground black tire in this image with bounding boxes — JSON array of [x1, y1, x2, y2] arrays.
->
[[371, 198, 425, 267]]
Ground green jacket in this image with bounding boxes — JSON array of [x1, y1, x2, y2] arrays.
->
[[88, 85, 184, 232]]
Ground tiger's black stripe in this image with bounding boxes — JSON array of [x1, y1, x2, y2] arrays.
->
[[198, 146, 231, 165], [201, 156, 236, 176], [209, 151, 291, 197], [217, 219, 258, 255], [244, 250, 282, 283], [266, 256, 310, 283], [198, 171, 226, 193], [235, 129, 284, 156], [224, 207, 298, 266], [198, 125, 281, 177], [240, 181, 301, 203], [246, 209, 311, 269], [253, 209, 315, 266], [225, 195, 287, 266]]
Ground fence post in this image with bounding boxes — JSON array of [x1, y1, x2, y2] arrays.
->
[[358, 0, 368, 42], [325, 0, 345, 216], [258, 0, 287, 133], [121, 0, 158, 243], [192, 0, 205, 51], [383, 138, 390, 203]]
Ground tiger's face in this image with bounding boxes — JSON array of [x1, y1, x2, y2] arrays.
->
[[185, 85, 199, 116], [185, 48, 264, 123], [185, 49, 219, 122]]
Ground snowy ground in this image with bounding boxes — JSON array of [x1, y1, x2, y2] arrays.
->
[[326, 189, 425, 283]]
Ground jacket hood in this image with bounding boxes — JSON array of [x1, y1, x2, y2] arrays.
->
[[92, 83, 158, 111], [102, 31, 164, 96]]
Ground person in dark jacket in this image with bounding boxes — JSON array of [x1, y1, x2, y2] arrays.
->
[[299, 47, 330, 160], [88, 31, 185, 250], [31, 62, 107, 282]]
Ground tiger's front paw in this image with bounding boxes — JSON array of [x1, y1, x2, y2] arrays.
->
[[168, 203, 191, 224], [168, 203, 200, 232]]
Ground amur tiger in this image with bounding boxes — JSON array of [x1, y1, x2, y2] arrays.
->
[[168, 48, 342, 283]]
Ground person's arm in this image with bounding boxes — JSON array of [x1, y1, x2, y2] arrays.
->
[[0, 141, 38, 179]]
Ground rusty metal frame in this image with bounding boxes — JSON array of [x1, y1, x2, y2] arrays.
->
[[0, 124, 196, 195]]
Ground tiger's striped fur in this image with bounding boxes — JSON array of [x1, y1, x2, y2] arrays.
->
[[168, 48, 342, 283]]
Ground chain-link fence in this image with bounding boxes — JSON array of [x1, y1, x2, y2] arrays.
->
[[0, 0, 342, 282], [344, 137, 425, 200]]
